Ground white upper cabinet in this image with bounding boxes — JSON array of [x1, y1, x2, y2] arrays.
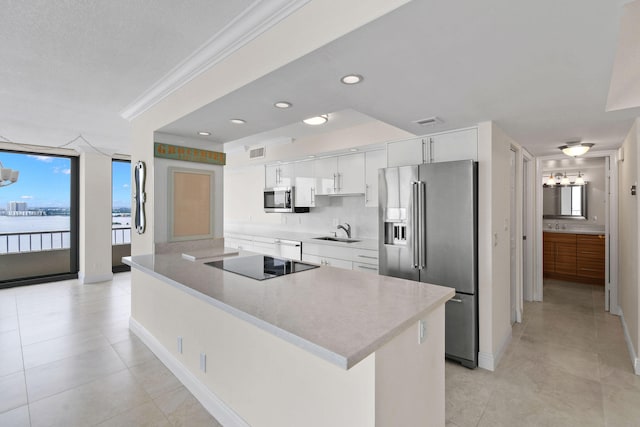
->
[[364, 149, 385, 207], [313, 156, 338, 195], [338, 153, 365, 194], [387, 137, 425, 167], [293, 160, 316, 207], [427, 128, 478, 163], [265, 163, 293, 188], [387, 128, 478, 167], [314, 153, 365, 195]]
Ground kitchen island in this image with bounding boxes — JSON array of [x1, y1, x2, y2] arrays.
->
[[125, 250, 453, 427]]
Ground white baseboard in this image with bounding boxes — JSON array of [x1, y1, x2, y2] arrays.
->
[[79, 271, 114, 284], [129, 317, 250, 427], [478, 328, 512, 371], [619, 310, 640, 375]]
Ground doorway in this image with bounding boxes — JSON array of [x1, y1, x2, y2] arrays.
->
[[535, 152, 619, 313]]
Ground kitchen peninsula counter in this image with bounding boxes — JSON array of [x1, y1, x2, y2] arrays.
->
[[125, 252, 453, 369], [125, 251, 452, 426]]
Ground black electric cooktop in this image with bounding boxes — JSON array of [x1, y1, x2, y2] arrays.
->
[[206, 255, 319, 281]]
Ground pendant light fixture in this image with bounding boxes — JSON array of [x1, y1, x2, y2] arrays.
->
[[559, 141, 594, 157]]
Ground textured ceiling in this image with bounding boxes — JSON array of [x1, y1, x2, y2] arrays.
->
[[0, 0, 253, 153], [1, 0, 639, 157]]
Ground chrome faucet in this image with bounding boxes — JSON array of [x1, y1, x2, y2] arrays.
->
[[337, 223, 351, 238]]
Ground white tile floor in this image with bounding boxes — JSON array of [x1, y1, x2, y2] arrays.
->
[[0, 274, 636, 426], [446, 279, 640, 427], [0, 272, 220, 427]]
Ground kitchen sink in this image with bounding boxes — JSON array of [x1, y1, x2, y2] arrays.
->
[[312, 236, 361, 243]]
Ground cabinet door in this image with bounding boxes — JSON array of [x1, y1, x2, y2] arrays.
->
[[265, 165, 279, 188], [555, 242, 577, 276], [301, 253, 352, 270], [364, 150, 386, 207], [314, 157, 338, 195], [265, 164, 293, 188], [294, 160, 316, 207], [337, 153, 365, 194], [577, 234, 605, 280], [387, 137, 425, 167], [542, 233, 555, 273], [427, 128, 478, 163]]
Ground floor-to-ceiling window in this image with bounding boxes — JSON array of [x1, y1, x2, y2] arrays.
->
[[112, 159, 131, 272], [0, 150, 79, 287]]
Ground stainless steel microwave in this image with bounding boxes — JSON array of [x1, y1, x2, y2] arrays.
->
[[263, 187, 309, 213]]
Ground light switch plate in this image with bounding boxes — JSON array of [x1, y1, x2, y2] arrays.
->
[[177, 336, 183, 354], [200, 353, 206, 372], [418, 320, 426, 344]]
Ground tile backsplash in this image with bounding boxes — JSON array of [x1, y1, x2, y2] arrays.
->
[[227, 195, 378, 239]]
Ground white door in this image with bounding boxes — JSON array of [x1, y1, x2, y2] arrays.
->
[[365, 150, 386, 207]]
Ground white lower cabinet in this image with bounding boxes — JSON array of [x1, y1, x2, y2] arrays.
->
[[302, 253, 353, 270], [302, 243, 379, 272]]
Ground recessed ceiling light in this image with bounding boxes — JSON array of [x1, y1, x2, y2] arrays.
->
[[303, 114, 329, 125], [198, 131, 211, 136], [230, 119, 246, 124], [308, 155, 315, 158], [340, 74, 363, 85], [349, 148, 358, 152], [274, 101, 292, 109]]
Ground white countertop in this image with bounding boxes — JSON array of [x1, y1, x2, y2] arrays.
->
[[124, 252, 453, 370], [224, 227, 378, 251]]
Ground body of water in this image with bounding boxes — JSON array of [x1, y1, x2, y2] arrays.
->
[[0, 215, 131, 253]]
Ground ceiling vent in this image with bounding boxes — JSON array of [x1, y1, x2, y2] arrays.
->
[[248, 145, 266, 160], [414, 116, 443, 127]]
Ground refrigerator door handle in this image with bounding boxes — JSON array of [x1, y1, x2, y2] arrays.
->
[[449, 298, 463, 303], [418, 180, 427, 270], [412, 181, 419, 269]]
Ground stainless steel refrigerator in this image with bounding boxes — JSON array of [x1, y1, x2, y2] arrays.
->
[[378, 160, 478, 368]]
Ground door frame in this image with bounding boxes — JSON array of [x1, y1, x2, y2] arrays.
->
[[522, 150, 535, 302], [534, 150, 619, 313]]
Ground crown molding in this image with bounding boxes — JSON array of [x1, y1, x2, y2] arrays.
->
[[120, 0, 311, 121]]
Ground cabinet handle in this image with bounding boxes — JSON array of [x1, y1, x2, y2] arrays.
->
[[357, 265, 377, 271], [429, 137, 434, 163], [365, 184, 369, 203], [449, 298, 463, 303], [333, 174, 337, 192], [358, 255, 378, 260], [311, 187, 315, 205]]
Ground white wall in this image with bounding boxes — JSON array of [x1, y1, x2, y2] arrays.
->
[[477, 121, 514, 371], [618, 118, 640, 373], [153, 133, 224, 244]]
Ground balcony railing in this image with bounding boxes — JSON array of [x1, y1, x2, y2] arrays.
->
[[0, 227, 131, 254]]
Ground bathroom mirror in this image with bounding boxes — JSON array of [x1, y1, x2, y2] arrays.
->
[[542, 183, 588, 220]]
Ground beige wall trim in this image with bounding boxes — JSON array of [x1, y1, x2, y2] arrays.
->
[[478, 328, 512, 372], [120, 0, 312, 121], [129, 317, 251, 426], [78, 272, 114, 284]]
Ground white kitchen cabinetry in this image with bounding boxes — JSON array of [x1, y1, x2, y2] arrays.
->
[[387, 137, 425, 168], [338, 153, 365, 194], [428, 128, 477, 163], [265, 163, 293, 188], [386, 128, 477, 167], [314, 153, 365, 195], [225, 233, 302, 260], [364, 150, 386, 207], [293, 160, 316, 207], [314, 157, 338, 195], [302, 243, 378, 272]]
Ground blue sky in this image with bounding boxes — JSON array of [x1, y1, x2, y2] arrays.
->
[[0, 152, 131, 209]]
